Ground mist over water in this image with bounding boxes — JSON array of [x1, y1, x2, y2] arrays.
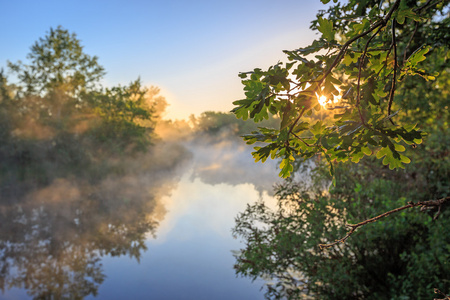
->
[[0, 127, 282, 299], [186, 136, 282, 194]]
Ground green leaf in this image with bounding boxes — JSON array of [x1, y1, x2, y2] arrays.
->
[[400, 154, 411, 164], [279, 156, 294, 178], [397, 8, 421, 24], [361, 147, 372, 156], [280, 101, 293, 130], [352, 19, 370, 34], [406, 45, 430, 66], [324, 153, 334, 176], [376, 147, 389, 159], [343, 52, 361, 66], [310, 121, 324, 136], [394, 144, 405, 152], [351, 151, 365, 163], [317, 17, 335, 41]]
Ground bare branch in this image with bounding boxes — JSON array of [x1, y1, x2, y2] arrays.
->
[[319, 196, 450, 249]]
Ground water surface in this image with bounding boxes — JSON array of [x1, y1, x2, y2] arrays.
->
[[0, 137, 281, 299]]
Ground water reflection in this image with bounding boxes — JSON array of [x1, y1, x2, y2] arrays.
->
[[0, 142, 191, 299], [0, 136, 278, 299]]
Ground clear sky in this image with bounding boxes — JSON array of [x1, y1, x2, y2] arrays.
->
[[0, 0, 326, 120]]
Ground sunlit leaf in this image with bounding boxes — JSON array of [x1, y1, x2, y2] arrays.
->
[[317, 17, 335, 41]]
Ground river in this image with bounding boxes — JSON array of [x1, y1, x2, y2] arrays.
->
[[0, 134, 282, 299]]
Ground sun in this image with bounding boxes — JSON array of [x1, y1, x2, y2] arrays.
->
[[318, 95, 328, 107], [316, 93, 341, 109]]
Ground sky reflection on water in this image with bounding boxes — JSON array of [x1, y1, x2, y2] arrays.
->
[[90, 176, 272, 299], [0, 138, 281, 299]]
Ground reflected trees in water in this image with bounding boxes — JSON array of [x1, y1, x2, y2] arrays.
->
[[0, 143, 191, 299]]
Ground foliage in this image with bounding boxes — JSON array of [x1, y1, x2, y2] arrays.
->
[[232, 0, 449, 298], [88, 79, 158, 152], [8, 26, 105, 97], [232, 0, 449, 178], [233, 154, 450, 299]]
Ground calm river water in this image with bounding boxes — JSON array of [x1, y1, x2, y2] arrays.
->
[[0, 135, 282, 299]]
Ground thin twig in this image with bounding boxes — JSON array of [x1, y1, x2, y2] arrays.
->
[[292, 132, 313, 147], [286, 107, 307, 147], [320, 22, 381, 87], [414, 0, 443, 13], [415, 0, 434, 12], [323, 0, 400, 127], [355, 25, 384, 126], [402, 22, 418, 64], [352, 48, 392, 53], [319, 196, 450, 249], [388, 19, 398, 125], [356, 26, 384, 107]]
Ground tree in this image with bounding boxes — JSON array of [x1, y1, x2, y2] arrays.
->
[[232, 0, 449, 298], [5, 26, 106, 138], [4, 27, 159, 157], [8, 26, 105, 97], [88, 79, 160, 152]]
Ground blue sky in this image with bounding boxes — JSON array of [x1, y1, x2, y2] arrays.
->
[[0, 0, 326, 119]]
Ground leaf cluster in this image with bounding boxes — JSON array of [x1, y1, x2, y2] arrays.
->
[[232, 0, 449, 178]]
